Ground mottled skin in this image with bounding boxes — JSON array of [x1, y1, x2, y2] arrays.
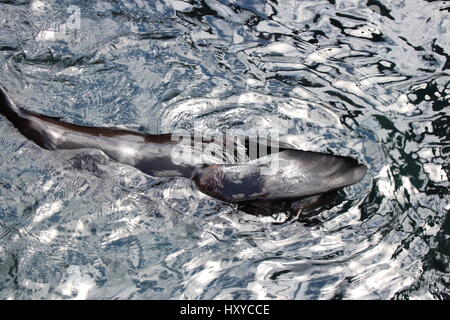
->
[[193, 150, 367, 203], [0, 86, 367, 216]]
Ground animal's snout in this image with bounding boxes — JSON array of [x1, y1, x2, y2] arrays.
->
[[354, 164, 368, 182]]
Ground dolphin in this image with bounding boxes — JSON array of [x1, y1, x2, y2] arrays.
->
[[0, 86, 367, 216]]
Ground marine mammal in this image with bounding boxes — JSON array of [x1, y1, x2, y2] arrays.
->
[[0, 85, 367, 216]]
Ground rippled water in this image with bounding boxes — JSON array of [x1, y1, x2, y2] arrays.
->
[[0, 0, 448, 300]]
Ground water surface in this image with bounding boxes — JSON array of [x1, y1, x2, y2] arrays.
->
[[0, 0, 448, 299]]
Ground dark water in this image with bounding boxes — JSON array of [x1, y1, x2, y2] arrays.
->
[[0, 0, 448, 299]]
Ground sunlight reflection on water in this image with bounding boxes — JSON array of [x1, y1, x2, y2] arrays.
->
[[0, 0, 448, 300]]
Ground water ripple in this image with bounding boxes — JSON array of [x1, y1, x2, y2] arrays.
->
[[0, 0, 448, 299]]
